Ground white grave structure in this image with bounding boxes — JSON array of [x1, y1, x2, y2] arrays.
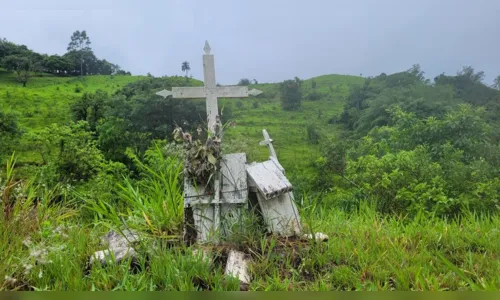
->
[[247, 130, 302, 236], [156, 41, 301, 242]]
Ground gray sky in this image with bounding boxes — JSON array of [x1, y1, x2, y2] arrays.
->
[[1, 0, 499, 84]]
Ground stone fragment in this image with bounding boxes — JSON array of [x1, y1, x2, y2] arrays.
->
[[224, 250, 250, 285], [303, 232, 329, 242], [90, 247, 137, 266]]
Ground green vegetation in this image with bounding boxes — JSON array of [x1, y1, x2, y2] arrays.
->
[[1, 38, 499, 290]]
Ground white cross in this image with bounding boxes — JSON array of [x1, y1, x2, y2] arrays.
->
[[156, 41, 262, 135]]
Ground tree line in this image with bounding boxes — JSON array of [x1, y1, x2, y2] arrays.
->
[[0, 30, 130, 86]]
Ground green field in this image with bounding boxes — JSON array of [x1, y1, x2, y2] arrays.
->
[[1, 70, 499, 291]]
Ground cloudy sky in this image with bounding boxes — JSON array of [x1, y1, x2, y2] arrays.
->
[[1, 0, 499, 84]]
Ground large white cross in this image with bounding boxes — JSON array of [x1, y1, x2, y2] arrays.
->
[[156, 41, 262, 135]]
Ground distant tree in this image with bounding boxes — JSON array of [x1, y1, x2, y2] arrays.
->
[[311, 79, 317, 89], [116, 70, 131, 75], [493, 75, 500, 90], [43, 55, 72, 75], [280, 79, 302, 111], [238, 78, 251, 86], [1, 55, 34, 87], [458, 66, 484, 83], [253, 79, 258, 84], [294, 76, 302, 87], [407, 64, 425, 82], [181, 61, 190, 77], [0, 38, 29, 59], [306, 124, 320, 144], [67, 30, 92, 76]]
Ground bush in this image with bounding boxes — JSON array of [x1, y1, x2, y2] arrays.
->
[[307, 91, 321, 101], [334, 105, 500, 217], [280, 79, 302, 111], [306, 124, 320, 144], [74, 85, 82, 93], [252, 102, 259, 109], [26, 121, 105, 184]]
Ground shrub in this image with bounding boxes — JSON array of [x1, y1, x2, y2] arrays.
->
[[307, 91, 321, 101], [280, 79, 302, 111], [306, 124, 320, 144], [25, 121, 105, 184]]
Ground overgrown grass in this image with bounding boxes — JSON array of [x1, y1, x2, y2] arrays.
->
[[1, 153, 498, 291]]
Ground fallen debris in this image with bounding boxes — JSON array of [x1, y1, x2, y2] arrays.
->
[[100, 229, 140, 249], [88, 230, 142, 270], [303, 232, 329, 242], [224, 250, 250, 287], [90, 247, 137, 266]]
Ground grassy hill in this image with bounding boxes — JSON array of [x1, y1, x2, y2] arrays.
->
[[222, 75, 364, 181], [0, 69, 143, 129], [0, 70, 362, 173], [2, 70, 499, 291], [0, 70, 144, 163]]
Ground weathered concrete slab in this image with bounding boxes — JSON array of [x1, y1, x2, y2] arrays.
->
[[246, 160, 293, 200], [251, 186, 302, 237], [185, 153, 248, 205], [220, 153, 248, 204], [225, 250, 250, 285], [100, 229, 140, 249]]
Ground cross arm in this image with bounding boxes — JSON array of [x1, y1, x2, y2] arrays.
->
[[156, 86, 263, 99]]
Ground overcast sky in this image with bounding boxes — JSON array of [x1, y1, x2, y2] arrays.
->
[[1, 0, 499, 84]]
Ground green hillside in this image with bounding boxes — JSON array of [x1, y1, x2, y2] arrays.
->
[[222, 75, 364, 184], [0, 70, 143, 128], [1, 67, 500, 291], [0, 70, 144, 163], [0, 70, 361, 172]]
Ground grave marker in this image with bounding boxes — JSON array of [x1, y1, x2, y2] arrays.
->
[[156, 41, 262, 243]]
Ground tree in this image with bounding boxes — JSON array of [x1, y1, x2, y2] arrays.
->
[[43, 55, 72, 75], [294, 76, 302, 87], [493, 75, 500, 90], [407, 64, 425, 82], [253, 79, 258, 84], [181, 61, 190, 77], [458, 66, 484, 84], [1, 55, 34, 87], [67, 30, 92, 76], [280, 79, 302, 111], [238, 78, 251, 86], [311, 79, 317, 89], [71, 89, 109, 131]]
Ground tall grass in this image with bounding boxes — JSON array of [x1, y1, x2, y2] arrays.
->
[[82, 144, 184, 240], [1, 150, 499, 291]]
